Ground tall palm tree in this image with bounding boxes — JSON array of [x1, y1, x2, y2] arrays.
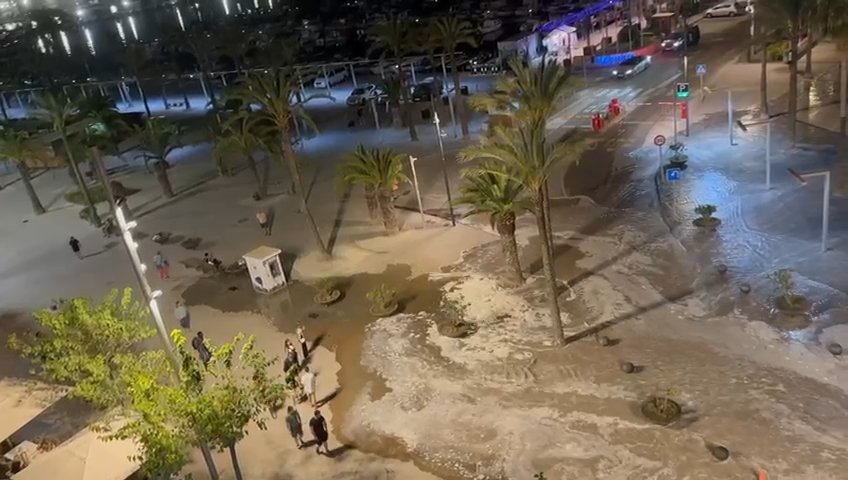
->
[[122, 44, 154, 117], [37, 92, 101, 226], [759, 0, 808, 142], [0, 128, 46, 215], [213, 113, 273, 197], [432, 18, 477, 138], [79, 93, 129, 214], [338, 145, 408, 231], [460, 125, 587, 345], [457, 165, 528, 285], [379, 76, 404, 127], [134, 118, 185, 198], [228, 70, 330, 257], [369, 15, 418, 141]]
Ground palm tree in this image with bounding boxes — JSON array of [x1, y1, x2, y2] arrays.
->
[[460, 125, 588, 345], [0, 128, 46, 215], [339, 145, 408, 231], [379, 76, 404, 128], [369, 15, 418, 142], [212, 113, 273, 197], [122, 44, 154, 117], [79, 93, 129, 214], [759, 0, 808, 142], [228, 70, 330, 257], [457, 165, 528, 284], [37, 92, 101, 226], [432, 18, 477, 138], [134, 118, 185, 198]]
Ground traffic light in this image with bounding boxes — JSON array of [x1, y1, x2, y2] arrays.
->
[[676, 82, 690, 98]]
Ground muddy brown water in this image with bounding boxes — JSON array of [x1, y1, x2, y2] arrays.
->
[[181, 263, 451, 469]]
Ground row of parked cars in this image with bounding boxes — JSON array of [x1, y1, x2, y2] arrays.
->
[[344, 77, 446, 106]]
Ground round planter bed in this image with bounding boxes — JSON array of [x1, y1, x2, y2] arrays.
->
[[693, 217, 721, 228], [641, 397, 682, 426], [370, 302, 399, 317], [314, 289, 342, 306], [775, 294, 810, 313]]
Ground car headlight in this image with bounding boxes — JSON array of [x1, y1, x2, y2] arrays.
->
[[626, 69, 633, 74], [612, 70, 618, 75], [674, 40, 683, 46]]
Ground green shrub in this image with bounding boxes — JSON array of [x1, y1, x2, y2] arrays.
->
[[65, 184, 110, 205], [367, 284, 397, 310], [694, 204, 717, 220]]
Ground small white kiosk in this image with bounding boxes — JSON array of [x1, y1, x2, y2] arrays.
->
[[242, 246, 287, 294]]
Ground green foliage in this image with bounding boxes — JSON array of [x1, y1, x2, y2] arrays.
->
[[0, 126, 42, 166], [315, 277, 338, 295], [65, 184, 110, 205], [694, 204, 717, 220], [339, 144, 409, 191], [78, 205, 100, 225], [134, 117, 185, 167], [458, 164, 529, 229], [367, 284, 397, 310], [79, 93, 129, 155], [7, 288, 155, 409], [770, 268, 798, 304]]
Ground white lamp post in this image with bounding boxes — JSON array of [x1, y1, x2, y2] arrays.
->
[[433, 111, 456, 226], [113, 206, 220, 479], [408, 155, 426, 228], [787, 168, 831, 252]]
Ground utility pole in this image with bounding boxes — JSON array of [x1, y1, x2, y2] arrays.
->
[[433, 112, 456, 226]]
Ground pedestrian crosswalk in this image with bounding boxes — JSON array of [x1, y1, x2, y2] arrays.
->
[[548, 86, 649, 130]]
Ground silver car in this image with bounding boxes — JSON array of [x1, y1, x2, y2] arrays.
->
[[612, 55, 651, 79]]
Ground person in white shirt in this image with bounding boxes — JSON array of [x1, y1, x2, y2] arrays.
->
[[299, 366, 317, 407]]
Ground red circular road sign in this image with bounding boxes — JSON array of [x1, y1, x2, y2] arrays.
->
[[653, 134, 667, 146]]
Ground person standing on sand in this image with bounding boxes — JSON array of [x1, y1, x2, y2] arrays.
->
[[256, 210, 271, 236], [309, 409, 330, 455], [69, 236, 82, 259], [153, 251, 170, 279], [296, 323, 308, 362], [285, 406, 304, 449], [174, 301, 190, 329], [300, 366, 317, 407]]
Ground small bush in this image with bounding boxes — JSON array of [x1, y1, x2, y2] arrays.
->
[[770, 268, 802, 306], [65, 184, 110, 205], [694, 204, 717, 220], [367, 284, 397, 310]]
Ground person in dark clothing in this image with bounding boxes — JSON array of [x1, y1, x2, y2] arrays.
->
[[309, 409, 329, 454], [69, 236, 82, 259], [285, 406, 304, 448], [191, 331, 212, 366]]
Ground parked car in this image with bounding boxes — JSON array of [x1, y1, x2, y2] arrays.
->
[[612, 55, 650, 78], [465, 52, 502, 74], [313, 68, 348, 88], [704, 3, 742, 17], [346, 83, 379, 106], [411, 77, 443, 102]]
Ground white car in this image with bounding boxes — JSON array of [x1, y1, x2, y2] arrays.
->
[[313, 68, 348, 89], [612, 55, 651, 78], [346, 83, 378, 106], [704, 3, 742, 17]]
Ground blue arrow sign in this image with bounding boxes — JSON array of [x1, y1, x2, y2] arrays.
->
[[696, 64, 707, 75], [666, 168, 682, 182]]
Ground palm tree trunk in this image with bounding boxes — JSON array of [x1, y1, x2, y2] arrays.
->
[[203, 71, 217, 109], [91, 147, 117, 218], [543, 181, 554, 259], [245, 152, 261, 186], [760, 39, 769, 116], [377, 187, 398, 232], [259, 156, 271, 198], [281, 139, 330, 257], [228, 444, 243, 480], [364, 185, 378, 220], [62, 135, 101, 226], [137, 77, 152, 117], [153, 160, 175, 198], [180, 79, 191, 110], [390, 100, 402, 127], [789, 21, 800, 144], [450, 51, 469, 138], [534, 192, 565, 345], [496, 213, 523, 284], [804, 26, 814, 77], [17, 161, 45, 215]]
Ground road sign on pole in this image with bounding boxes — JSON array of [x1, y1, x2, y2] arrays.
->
[[666, 167, 682, 182], [676, 82, 690, 99], [653, 134, 666, 146], [696, 64, 707, 75]]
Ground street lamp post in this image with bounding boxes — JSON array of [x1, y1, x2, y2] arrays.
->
[[728, 90, 735, 145], [408, 155, 426, 228], [433, 112, 456, 226], [787, 168, 831, 252], [113, 206, 220, 479]]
